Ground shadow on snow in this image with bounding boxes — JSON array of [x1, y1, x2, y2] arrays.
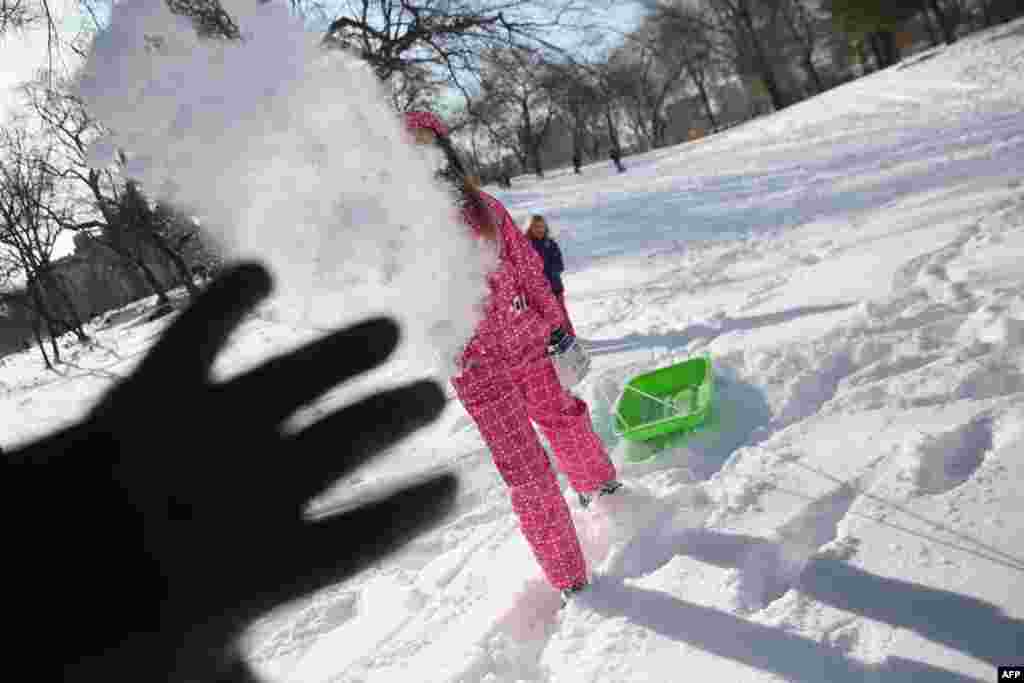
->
[[596, 528, 1024, 674]]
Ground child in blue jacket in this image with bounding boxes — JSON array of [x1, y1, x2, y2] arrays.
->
[[526, 214, 576, 335]]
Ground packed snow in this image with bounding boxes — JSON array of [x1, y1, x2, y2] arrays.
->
[[3, 11, 1024, 683]]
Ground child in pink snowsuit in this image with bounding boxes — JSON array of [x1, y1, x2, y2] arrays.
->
[[404, 111, 618, 595]]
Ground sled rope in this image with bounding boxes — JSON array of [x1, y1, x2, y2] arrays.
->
[[594, 379, 686, 434]]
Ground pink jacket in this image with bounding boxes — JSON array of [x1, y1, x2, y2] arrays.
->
[[460, 192, 567, 369]]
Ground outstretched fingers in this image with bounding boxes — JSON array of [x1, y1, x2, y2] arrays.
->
[[240, 473, 458, 613], [138, 262, 273, 382], [270, 379, 446, 509], [219, 317, 401, 425]]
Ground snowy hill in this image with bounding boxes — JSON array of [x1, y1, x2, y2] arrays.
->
[[4, 17, 1024, 683]]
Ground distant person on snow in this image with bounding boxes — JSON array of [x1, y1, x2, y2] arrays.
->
[[525, 213, 576, 337], [405, 110, 621, 603]]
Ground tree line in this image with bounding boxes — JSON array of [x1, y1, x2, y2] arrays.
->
[[450, 0, 1021, 183], [1, 0, 1021, 367], [0, 81, 220, 367]]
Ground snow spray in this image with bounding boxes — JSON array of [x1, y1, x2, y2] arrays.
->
[[75, 0, 489, 369]]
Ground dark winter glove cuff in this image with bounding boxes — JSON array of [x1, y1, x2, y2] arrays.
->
[[547, 327, 574, 355]]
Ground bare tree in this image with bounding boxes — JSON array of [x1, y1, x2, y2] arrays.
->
[[0, 126, 88, 367], [476, 46, 559, 178], [825, 0, 925, 69], [166, 0, 240, 38], [116, 182, 204, 300], [578, 56, 628, 172], [922, 0, 958, 43], [703, 0, 796, 111], [21, 84, 165, 301], [317, 0, 597, 86], [775, 0, 830, 95], [645, 1, 724, 131], [1, 0, 35, 33], [542, 60, 603, 173], [973, 0, 1024, 27], [0, 0, 84, 85], [21, 81, 212, 304], [454, 112, 513, 186], [464, 90, 529, 177], [601, 36, 685, 151], [388, 62, 446, 111]]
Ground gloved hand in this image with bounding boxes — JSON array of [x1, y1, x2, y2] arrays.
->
[[548, 326, 574, 355], [3, 262, 456, 682]]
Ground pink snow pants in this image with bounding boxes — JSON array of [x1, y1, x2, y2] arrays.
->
[[452, 355, 617, 590], [554, 292, 575, 336]]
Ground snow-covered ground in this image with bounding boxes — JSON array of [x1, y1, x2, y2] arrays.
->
[[4, 17, 1024, 683]]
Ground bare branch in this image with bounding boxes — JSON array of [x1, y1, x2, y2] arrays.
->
[[0, 0, 32, 33], [320, 0, 595, 83]]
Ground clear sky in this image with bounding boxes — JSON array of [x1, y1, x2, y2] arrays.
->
[[0, 29, 50, 118], [0, 0, 90, 121]]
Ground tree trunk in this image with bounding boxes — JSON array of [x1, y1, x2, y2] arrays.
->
[[736, 3, 790, 110], [927, 0, 957, 43], [691, 71, 718, 130], [781, 4, 825, 96], [801, 50, 825, 95], [605, 108, 625, 173], [30, 315, 52, 370], [571, 112, 584, 174], [855, 40, 872, 74], [869, 33, 884, 67], [978, 0, 993, 26], [43, 271, 89, 342], [920, 6, 942, 45], [512, 145, 529, 174], [884, 30, 900, 66], [518, 99, 542, 178], [150, 233, 200, 298], [978, 0, 995, 26], [136, 259, 171, 306], [46, 318, 63, 362], [95, 238, 172, 307], [532, 144, 545, 178], [83, 173, 172, 306], [469, 136, 483, 180], [870, 31, 899, 69], [650, 112, 667, 149], [758, 64, 788, 111], [627, 111, 650, 150], [977, 0, 1014, 26], [25, 278, 63, 364], [26, 281, 61, 366]]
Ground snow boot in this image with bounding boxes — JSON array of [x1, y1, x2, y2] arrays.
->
[[578, 479, 623, 509], [560, 580, 589, 607]]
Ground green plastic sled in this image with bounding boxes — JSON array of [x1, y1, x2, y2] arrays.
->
[[613, 356, 715, 462]]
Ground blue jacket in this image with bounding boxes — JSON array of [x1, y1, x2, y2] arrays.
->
[[528, 236, 565, 295]]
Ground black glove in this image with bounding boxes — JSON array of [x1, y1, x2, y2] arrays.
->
[[3, 262, 456, 682]]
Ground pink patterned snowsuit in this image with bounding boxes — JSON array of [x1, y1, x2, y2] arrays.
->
[[451, 191, 617, 591]]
